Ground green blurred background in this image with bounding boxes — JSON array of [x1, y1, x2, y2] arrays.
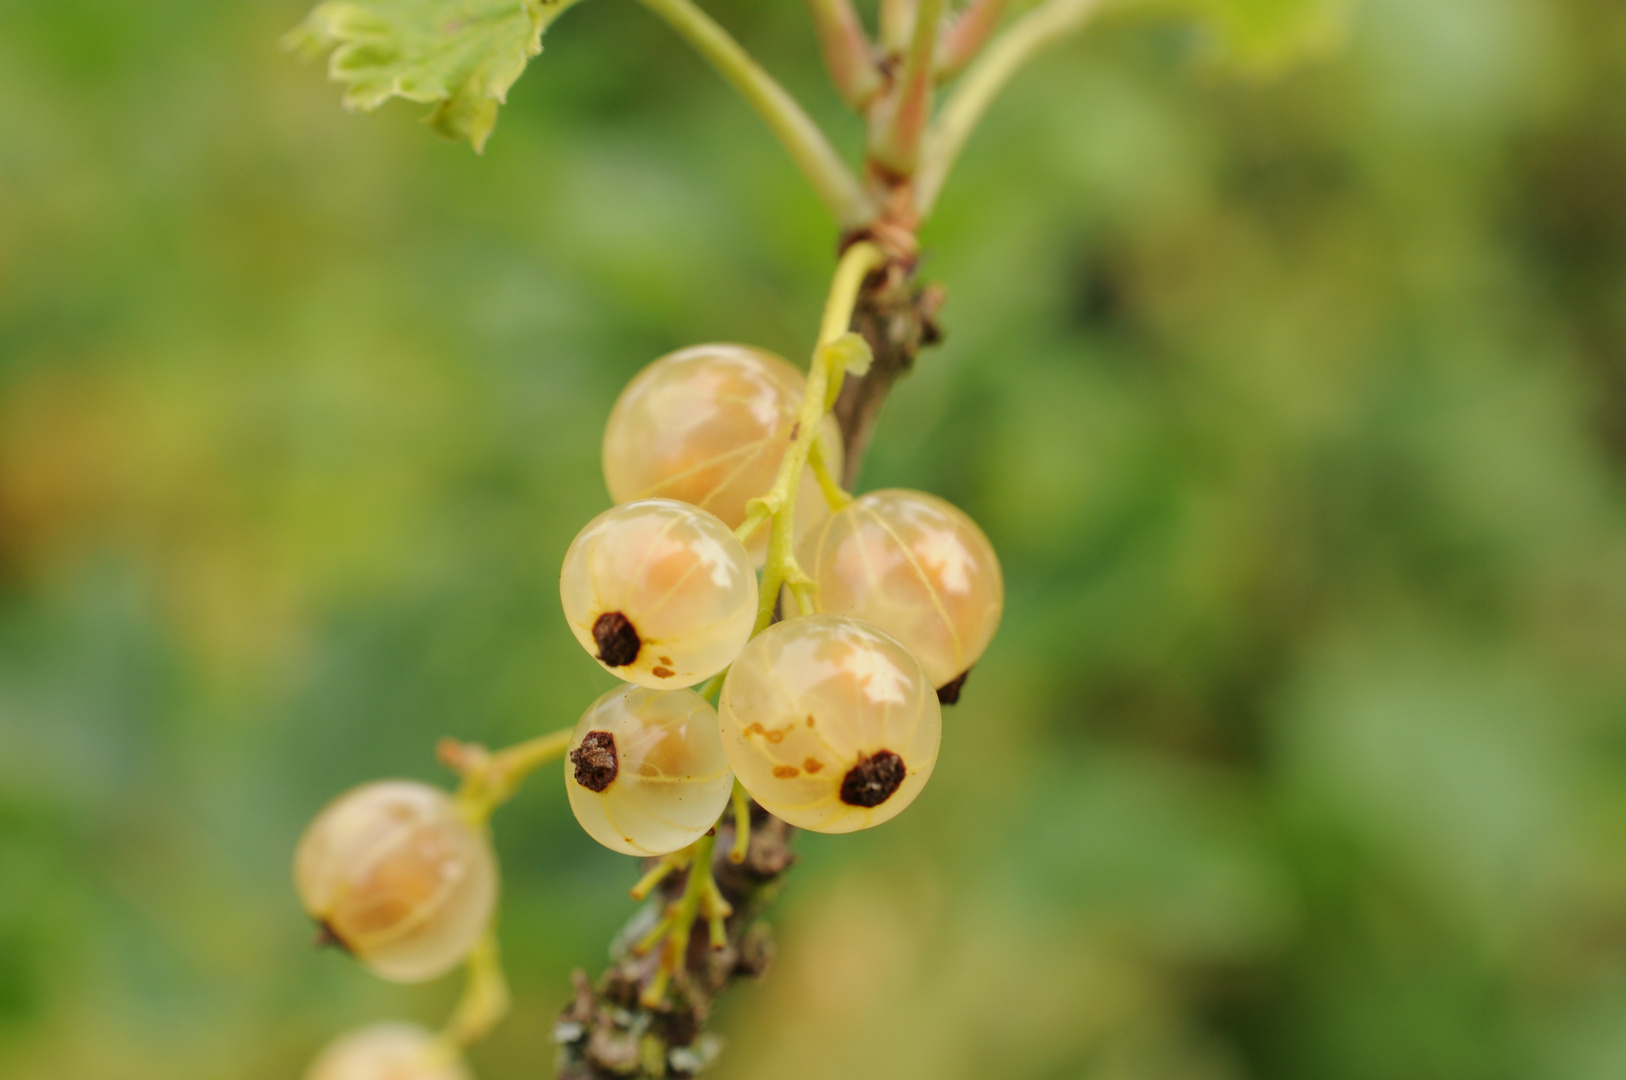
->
[[4, 0, 1626, 1077]]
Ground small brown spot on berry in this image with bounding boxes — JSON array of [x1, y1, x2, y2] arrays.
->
[[570, 731, 619, 792], [840, 750, 906, 807], [804, 758, 823, 774], [805, 715, 815, 727], [772, 765, 800, 779], [937, 668, 971, 705], [658, 655, 674, 665], [766, 729, 785, 743], [592, 612, 641, 668], [651, 666, 675, 679]]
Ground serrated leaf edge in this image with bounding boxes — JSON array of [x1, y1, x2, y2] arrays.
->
[[283, 0, 577, 152]]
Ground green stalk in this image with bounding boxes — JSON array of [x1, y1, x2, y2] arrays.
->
[[807, 0, 885, 111], [442, 932, 510, 1048], [935, 0, 1010, 81], [879, 0, 918, 54], [448, 727, 574, 822], [736, 241, 885, 631], [868, 0, 945, 175], [634, 0, 876, 227], [916, 0, 1105, 216]]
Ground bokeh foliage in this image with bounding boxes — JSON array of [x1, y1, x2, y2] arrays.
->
[[4, 0, 1626, 1078]]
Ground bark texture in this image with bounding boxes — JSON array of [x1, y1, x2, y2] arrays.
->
[[834, 242, 945, 486]]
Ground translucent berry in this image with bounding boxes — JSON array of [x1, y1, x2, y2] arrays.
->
[[305, 1022, 471, 1080], [566, 684, 735, 856], [800, 489, 1003, 701], [294, 781, 496, 984], [718, 615, 941, 833], [560, 499, 757, 689], [601, 343, 845, 563]]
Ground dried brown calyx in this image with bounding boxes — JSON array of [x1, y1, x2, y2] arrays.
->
[[936, 668, 971, 705], [313, 920, 353, 954], [571, 731, 619, 792], [839, 749, 906, 807], [593, 612, 641, 667]]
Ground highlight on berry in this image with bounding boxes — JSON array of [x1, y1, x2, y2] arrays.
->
[[565, 685, 735, 856], [603, 343, 845, 565], [560, 498, 758, 688], [801, 487, 1004, 701], [718, 614, 942, 833]]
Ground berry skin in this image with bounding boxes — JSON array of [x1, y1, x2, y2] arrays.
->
[[305, 1022, 470, 1080], [800, 489, 1003, 700], [294, 781, 496, 984], [601, 344, 844, 563], [566, 684, 735, 856], [560, 499, 758, 688], [718, 615, 941, 833]]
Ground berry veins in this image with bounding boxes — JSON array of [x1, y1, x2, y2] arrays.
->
[[602, 344, 844, 564], [718, 615, 941, 833], [559, 499, 757, 688], [293, 781, 496, 984], [801, 488, 1003, 697], [566, 685, 735, 856]]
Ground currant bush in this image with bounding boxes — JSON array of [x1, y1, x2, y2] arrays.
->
[[800, 488, 1003, 700], [559, 498, 757, 688], [718, 614, 942, 833], [294, 781, 496, 983], [565, 684, 735, 856], [277, 0, 1095, 1046]]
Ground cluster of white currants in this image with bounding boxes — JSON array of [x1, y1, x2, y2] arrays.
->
[[564, 343, 1002, 847], [289, 342, 1001, 1080]]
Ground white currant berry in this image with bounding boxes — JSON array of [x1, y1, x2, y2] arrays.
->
[[566, 684, 735, 856], [560, 498, 757, 689], [601, 343, 844, 563], [294, 781, 496, 984], [305, 1022, 471, 1080], [718, 615, 941, 833], [800, 488, 1003, 702]]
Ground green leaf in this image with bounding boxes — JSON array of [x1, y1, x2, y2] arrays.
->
[[283, 0, 586, 152]]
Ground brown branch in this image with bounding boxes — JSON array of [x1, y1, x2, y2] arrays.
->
[[551, 225, 943, 1079], [553, 810, 795, 1078], [834, 233, 945, 485]]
